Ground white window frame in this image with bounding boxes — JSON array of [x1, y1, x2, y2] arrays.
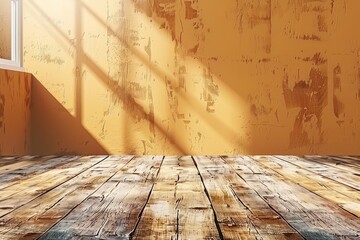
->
[[0, 0, 23, 71]]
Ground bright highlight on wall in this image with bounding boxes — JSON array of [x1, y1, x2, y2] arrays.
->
[[3, 0, 357, 156]]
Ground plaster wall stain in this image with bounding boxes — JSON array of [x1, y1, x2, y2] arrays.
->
[[184, 0, 198, 20], [235, 0, 271, 55], [283, 65, 328, 148], [153, 0, 177, 39], [20, 0, 360, 155], [202, 67, 219, 113], [333, 65, 345, 121]]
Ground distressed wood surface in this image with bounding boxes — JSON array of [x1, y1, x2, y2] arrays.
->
[[0, 156, 108, 218], [133, 156, 220, 240], [0, 156, 133, 239], [256, 156, 360, 217], [286, 156, 360, 190], [40, 156, 163, 239], [0, 155, 359, 239], [0, 156, 80, 190], [193, 156, 302, 240], [223, 156, 360, 239]]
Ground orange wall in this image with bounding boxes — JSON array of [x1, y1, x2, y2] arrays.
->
[[23, 0, 360, 155], [0, 0, 12, 60], [0, 69, 31, 155]]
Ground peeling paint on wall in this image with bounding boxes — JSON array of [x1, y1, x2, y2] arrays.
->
[[283, 63, 328, 148], [333, 64, 345, 122], [202, 67, 218, 113], [22, 0, 360, 155]]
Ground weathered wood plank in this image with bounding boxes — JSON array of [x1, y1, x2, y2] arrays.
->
[[327, 156, 360, 169], [0, 156, 82, 190], [342, 156, 360, 162], [133, 156, 220, 240], [257, 156, 360, 217], [0, 156, 54, 174], [0, 156, 133, 239], [303, 156, 360, 177], [0, 156, 22, 167], [298, 155, 360, 190], [193, 156, 302, 240], [0, 155, 358, 239], [40, 156, 163, 239], [223, 156, 360, 239], [0, 156, 107, 218]]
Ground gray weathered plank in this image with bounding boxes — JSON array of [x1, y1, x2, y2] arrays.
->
[[0, 156, 133, 239], [194, 156, 302, 240], [0, 156, 81, 190], [40, 156, 163, 239], [0, 156, 107, 218], [297, 155, 360, 190], [223, 156, 360, 239], [258, 156, 360, 217]]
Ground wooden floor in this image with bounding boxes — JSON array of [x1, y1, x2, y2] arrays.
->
[[0, 156, 359, 239]]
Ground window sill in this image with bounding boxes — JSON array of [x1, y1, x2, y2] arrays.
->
[[0, 63, 25, 72]]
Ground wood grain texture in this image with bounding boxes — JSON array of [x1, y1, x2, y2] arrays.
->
[[0, 156, 133, 239], [40, 156, 163, 239], [0, 69, 32, 155], [283, 156, 360, 191], [0, 156, 80, 190], [303, 156, 360, 180], [0, 156, 107, 218], [0, 155, 359, 240], [223, 156, 360, 239], [133, 156, 220, 240], [255, 156, 360, 217], [194, 156, 303, 240]]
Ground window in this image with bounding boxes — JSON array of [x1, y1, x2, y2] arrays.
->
[[0, 0, 22, 71]]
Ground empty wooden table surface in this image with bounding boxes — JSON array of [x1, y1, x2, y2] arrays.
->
[[0, 155, 359, 239]]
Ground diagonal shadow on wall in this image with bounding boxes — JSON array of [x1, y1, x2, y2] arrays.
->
[[27, 1, 191, 155], [27, 0, 237, 155], [30, 75, 108, 155]]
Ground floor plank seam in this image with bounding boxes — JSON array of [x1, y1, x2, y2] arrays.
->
[[304, 155, 360, 172], [0, 156, 78, 190], [191, 156, 225, 240], [227, 184, 263, 237], [128, 183, 155, 240], [0, 156, 110, 220], [0, 155, 359, 239], [36, 156, 134, 240], [298, 186, 360, 220], [221, 156, 306, 240], [275, 156, 360, 192], [271, 156, 360, 218], [324, 156, 360, 169], [129, 156, 165, 240], [246, 156, 360, 238]]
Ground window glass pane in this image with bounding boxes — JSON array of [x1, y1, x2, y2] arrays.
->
[[0, 0, 12, 60]]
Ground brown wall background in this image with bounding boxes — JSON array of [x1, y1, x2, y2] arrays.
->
[[0, 69, 31, 155], [22, 0, 360, 155]]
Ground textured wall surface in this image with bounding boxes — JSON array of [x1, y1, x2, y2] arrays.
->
[[23, 0, 360, 155], [0, 0, 12, 60], [0, 69, 31, 155]]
